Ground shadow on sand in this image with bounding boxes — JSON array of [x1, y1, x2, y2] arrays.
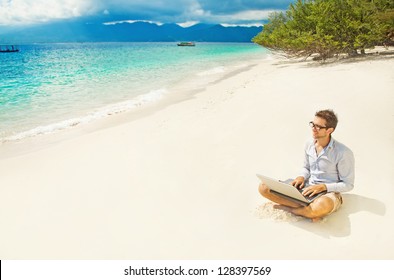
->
[[291, 194, 386, 238]]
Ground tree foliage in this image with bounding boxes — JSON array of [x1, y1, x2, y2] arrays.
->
[[253, 0, 394, 59]]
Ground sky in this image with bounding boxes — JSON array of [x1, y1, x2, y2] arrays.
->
[[0, 0, 295, 27]]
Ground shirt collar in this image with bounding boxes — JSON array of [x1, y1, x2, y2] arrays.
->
[[311, 137, 335, 156], [313, 136, 335, 149], [327, 137, 335, 150]]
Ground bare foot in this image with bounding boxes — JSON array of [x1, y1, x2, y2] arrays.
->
[[273, 204, 324, 223], [273, 204, 293, 212]]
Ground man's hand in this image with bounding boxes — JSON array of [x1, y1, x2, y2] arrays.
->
[[301, 184, 327, 197], [291, 176, 305, 189]]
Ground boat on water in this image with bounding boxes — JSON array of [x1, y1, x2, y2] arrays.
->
[[177, 42, 195, 46], [0, 45, 20, 53]]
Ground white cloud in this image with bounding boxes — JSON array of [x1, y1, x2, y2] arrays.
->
[[187, 1, 207, 17], [0, 0, 285, 27], [176, 21, 199, 27], [221, 23, 263, 27], [0, 0, 98, 25], [207, 9, 276, 25], [178, 2, 277, 26], [103, 20, 164, 26], [232, 10, 275, 21]]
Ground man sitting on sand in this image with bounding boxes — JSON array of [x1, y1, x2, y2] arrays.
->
[[258, 109, 355, 222]]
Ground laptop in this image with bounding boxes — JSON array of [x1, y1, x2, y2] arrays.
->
[[256, 174, 326, 206]]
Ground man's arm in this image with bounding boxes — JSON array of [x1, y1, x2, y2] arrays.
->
[[325, 149, 355, 193], [299, 142, 311, 181]]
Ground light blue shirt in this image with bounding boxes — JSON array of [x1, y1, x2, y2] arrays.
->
[[299, 137, 355, 193]]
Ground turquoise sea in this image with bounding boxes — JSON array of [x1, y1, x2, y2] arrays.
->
[[0, 42, 268, 142]]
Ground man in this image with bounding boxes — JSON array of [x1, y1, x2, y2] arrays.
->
[[258, 109, 355, 222]]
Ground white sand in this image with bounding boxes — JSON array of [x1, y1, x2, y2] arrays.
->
[[0, 51, 393, 259]]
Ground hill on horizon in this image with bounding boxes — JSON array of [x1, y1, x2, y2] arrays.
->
[[0, 20, 263, 44]]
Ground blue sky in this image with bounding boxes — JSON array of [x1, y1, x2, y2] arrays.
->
[[0, 0, 295, 27]]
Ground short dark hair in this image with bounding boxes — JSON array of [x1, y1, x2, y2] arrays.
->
[[315, 109, 338, 130]]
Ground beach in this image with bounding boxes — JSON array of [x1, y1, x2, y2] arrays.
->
[[0, 50, 393, 259]]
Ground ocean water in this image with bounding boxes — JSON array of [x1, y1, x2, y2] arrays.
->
[[0, 42, 268, 142]]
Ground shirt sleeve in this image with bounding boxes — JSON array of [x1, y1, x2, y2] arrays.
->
[[325, 148, 355, 193], [299, 142, 311, 180]]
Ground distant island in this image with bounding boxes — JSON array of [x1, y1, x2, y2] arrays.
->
[[0, 20, 262, 44]]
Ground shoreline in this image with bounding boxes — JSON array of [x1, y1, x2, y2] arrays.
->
[[0, 59, 262, 160], [0, 42, 267, 146], [2, 45, 392, 152], [0, 52, 393, 259]]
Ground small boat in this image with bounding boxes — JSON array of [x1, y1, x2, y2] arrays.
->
[[0, 45, 20, 53], [177, 42, 195, 46]]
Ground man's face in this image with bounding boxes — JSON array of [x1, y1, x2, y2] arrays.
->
[[311, 116, 330, 139]]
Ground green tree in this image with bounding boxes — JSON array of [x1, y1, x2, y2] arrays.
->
[[374, 0, 394, 45], [253, 0, 394, 59]]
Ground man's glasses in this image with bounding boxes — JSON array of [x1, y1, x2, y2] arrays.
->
[[309, 121, 328, 131]]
